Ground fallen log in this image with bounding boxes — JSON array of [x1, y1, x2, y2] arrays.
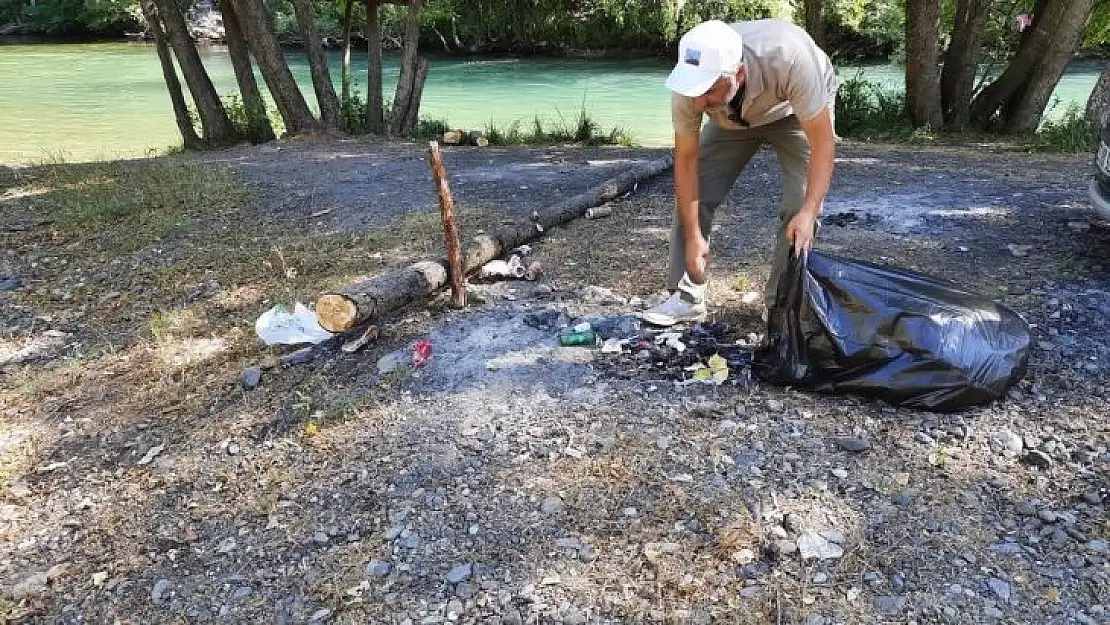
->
[[314, 155, 674, 332]]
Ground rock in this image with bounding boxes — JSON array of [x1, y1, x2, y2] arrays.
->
[[987, 578, 1011, 602], [0, 277, 21, 292], [7, 481, 31, 499], [766, 399, 785, 412], [739, 585, 765, 599], [280, 347, 315, 367], [562, 609, 587, 625], [741, 292, 762, 305], [367, 560, 391, 578], [983, 606, 1004, 620], [377, 350, 409, 375], [1082, 492, 1103, 505], [232, 586, 253, 601], [314, 531, 330, 544], [579, 543, 599, 562], [1015, 502, 1037, 517], [874, 596, 906, 615], [1086, 540, 1108, 554], [1038, 510, 1058, 524], [834, 437, 871, 452], [1022, 449, 1053, 469], [445, 599, 464, 619], [92, 571, 109, 586], [503, 609, 523, 625], [992, 430, 1023, 454], [831, 468, 849, 479], [590, 315, 641, 339], [309, 608, 332, 622], [797, 532, 844, 560], [216, 537, 237, 554], [455, 582, 477, 599], [137, 443, 166, 466], [717, 420, 740, 435], [241, 367, 262, 390], [1007, 244, 1033, 258], [540, 495, 565, 515], [915, 432, 936, 445], [151, 579, 173, 604], [892, 492, 915, 506], [12, 571, 49, 600], [446, 563, 473, 584], [226, 441, 240, 456], [813, 572, 829, 584], [579, 286, 623, 305], [772, 540, 798, 558]]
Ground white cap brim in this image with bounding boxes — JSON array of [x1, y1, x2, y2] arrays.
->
[[665, 64, 719, 97]]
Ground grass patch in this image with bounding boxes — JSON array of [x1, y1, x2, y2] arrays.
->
[[484, 106, 635, 146], [834, 72, 915, 140], [1022, 105, 1097, 153], [22, 159, 248, 252]]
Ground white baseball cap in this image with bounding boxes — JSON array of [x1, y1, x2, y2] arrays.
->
[[665, 20, 744, 97]]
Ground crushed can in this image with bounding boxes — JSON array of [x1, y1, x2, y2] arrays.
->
[[558, 328, 597, 347]]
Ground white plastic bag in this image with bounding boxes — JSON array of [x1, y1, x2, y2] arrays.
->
[[254, 302, 334, 345]]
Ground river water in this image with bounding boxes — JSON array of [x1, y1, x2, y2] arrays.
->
[[0, 41, 1102, 164]]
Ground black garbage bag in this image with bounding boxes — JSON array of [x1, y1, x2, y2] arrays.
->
[[753, 251, 1031, 412]]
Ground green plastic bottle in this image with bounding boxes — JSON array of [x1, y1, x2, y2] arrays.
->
[[558, 328, 597, 346]]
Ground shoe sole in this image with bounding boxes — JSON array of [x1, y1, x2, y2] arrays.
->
[[638, 310, 708, 327]]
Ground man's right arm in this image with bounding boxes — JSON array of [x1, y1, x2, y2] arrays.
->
[[674, 131, 708, 283]]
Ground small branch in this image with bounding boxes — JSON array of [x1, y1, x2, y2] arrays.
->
[[427, 141, 466, 308]]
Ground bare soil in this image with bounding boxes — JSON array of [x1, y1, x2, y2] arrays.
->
[[0, 137, 1107, 625]]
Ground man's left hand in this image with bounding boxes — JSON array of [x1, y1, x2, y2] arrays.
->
[[785, 209, 819, 258]]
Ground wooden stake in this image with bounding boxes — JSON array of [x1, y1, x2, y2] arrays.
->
[[427, 140, 466, 308]]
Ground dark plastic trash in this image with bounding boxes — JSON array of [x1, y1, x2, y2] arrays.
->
[[753, 251, 1031, 412]]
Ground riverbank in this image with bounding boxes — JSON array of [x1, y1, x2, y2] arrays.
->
[[1, 137, 1107, 623]]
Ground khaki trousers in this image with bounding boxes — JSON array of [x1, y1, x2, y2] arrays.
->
[[667, 114, 812, 309]]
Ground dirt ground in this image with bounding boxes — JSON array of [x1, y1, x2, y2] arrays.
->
[[0, 136, 1108, 625]]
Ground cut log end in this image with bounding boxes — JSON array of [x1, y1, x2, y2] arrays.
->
[[315, 293, 359, 333]]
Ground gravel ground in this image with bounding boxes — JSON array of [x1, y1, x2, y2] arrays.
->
[[0, 138, 1107, 624]]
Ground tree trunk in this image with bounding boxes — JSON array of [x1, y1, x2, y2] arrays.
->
[[341, 0, 355, 106], [217, 0, 275, 143], [390, 0, 424, 136], [941, 0, 991, 126], [291, 0, 342, 129], [139, 0, 203, 150], [971, 0, 1095, 131], [1086, 62, 1110, 128], [804, 0, 825, 49], [365, 0, 385, 133], [229, 0, 319, 134], [151, 0, 236, 144], [904, 0, 943, 128], [401, 57, 429, 135], [314, 156, 675, 332]]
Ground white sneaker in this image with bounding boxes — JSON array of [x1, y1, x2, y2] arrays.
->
[[639, 273, 708, 326]]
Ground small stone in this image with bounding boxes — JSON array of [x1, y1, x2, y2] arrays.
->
[[446, 563, 473, 584], [578, 543, 599, 562], [1038, 510, 1058, 524], [773, 540, 798, 557], [12, 571, 49, 600], [241, 367, 262, 390], [915, 432, 936, 445], [377, 350, 408, 375], [835, 437, 871, 452], [992, 430, 1024, 454], [1082, 492, 1103, 505], [151, 579, 173, 604], [92, 571, 109, 586], [717, 420, 740, 435], [739, 586, 765, 599], [309, 608, 332, 622], [1086, 539, 1108, 554], [863, 571, 880, 583], [232, 586, 252, 601], [1015, 502, 1037, 516], [0, 277, 21, 292], [579, 285, 623, 305], [217, 537, 237, 554], [874, 596, 906, 615], [987, 578, 1012, 602], [1022, 450, 1053, 469], [831, 468, 849, 479], [280, 347, 315, 367], [226, 441, 240, 456], [503, 609, 523, 625], [314, 531, 330, 544], [766, 399, 785, 412], [562, 609, 587, 625], [367, 560, 391, 578], [892, 492, 914, 506], [797, 532, 844, 560], [540, 496, 565, 515], [741, 292, 762, 306], [813, 572, 829, 584], [983, 607, 1004, 620], [455, 582, 477, 599]]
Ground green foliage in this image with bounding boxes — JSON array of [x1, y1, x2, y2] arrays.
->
[[483, 106, 634, 146], [1023, 105, 1097, 153], [222, 94, 283, 142], [834, 72, 913, 139], [11, 0, 139, 35]]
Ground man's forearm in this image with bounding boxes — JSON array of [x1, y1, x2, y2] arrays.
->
[[801, 140, 834, 215], [675, 153, 701, 241]]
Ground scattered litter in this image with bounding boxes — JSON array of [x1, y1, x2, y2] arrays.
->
[[513, 245, 533, 257], [532, 210, 544, 233], [600, 338, 625, 353], [797, 531, 845, 560], [590, 315, 641, 339], [35, 461, 68, 474], [255, 302, 333, 346], [241, 367, 262, 390], [411, 340, 433, 367], [559, 324, 597, 347], [655, 332, 686, 353], [137, 444, 165, 466], [341, 325, 380, 353], [585, 205, 612, 219], [1007, 244, 1033, 258], [480, 255, 526, 280], [524, 261, 542, 281], [308, 209, 332, 219], [691, 353, 729, 385]]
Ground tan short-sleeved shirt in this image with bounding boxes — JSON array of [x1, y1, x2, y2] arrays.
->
[[671, 19, 838, 136]]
